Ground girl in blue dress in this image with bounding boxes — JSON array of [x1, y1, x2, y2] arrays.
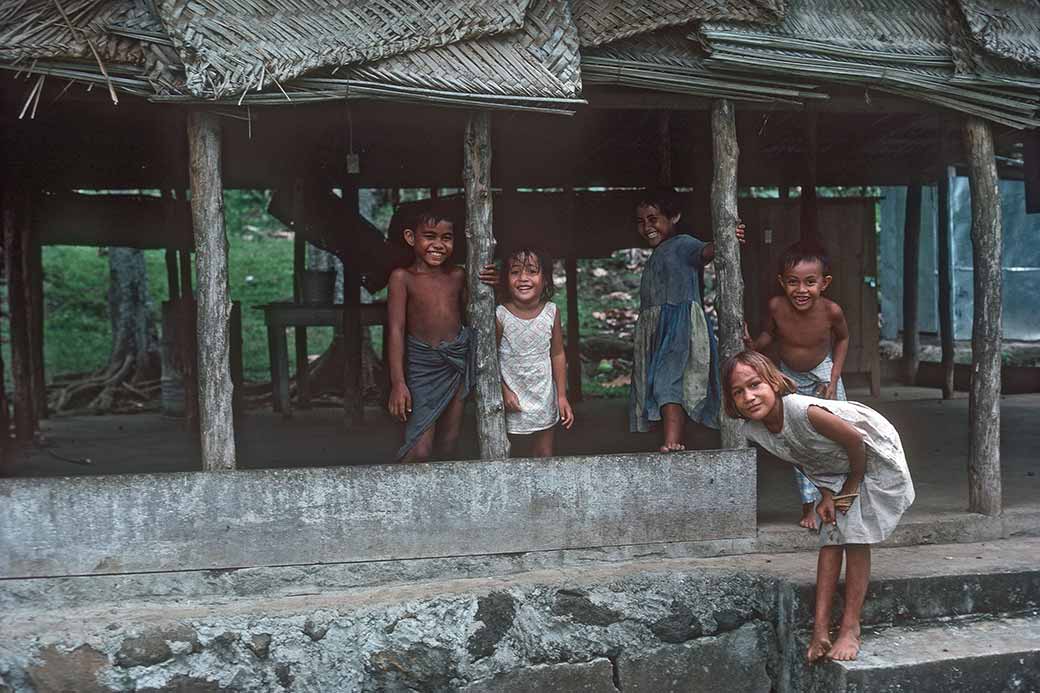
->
[[629, 188, 743, 452]]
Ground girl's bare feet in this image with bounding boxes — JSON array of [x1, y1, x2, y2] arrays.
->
[[659, 442, 686, 453], [828, 624, 861, 661], [806, 629, 832, 663], [799, 503, 818, 530]]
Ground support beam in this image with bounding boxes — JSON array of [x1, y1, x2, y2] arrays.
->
[[710, 99, 745, 450], [4, 185, 34, 440], [800, 107, 819, 242], [179, 248, 193, 297], [565, 257, 582, 403], [292, 182, 310, 409], [963, 116, 1002, 517], [657, 111, 672, 186], [342, 178, 364, 427], [937, 165, 956, 399], [464, 111, 509, 460], [902, 184, 922, 385], [27, 229, 45, 421], [187, 110, 236, 471], [164, 249, 180, 300]]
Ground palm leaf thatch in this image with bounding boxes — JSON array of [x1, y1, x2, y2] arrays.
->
[[0, 0, 150, 65], [699, 0, 1040, 128], [154, 0, 532, 98], [956, 0, 1040, 70], [571, 0, 785, 47], [582, 27, 826, 104]]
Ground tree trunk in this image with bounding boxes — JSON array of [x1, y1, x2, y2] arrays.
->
[[964, 116, 1002, 516], [937, 165, 956, 399], [107, 247, 159, 382], [5, 184, 34, 439], [464, 111, 509, 460], [710, 99, 745, 450], [188, 110, 236, 472]]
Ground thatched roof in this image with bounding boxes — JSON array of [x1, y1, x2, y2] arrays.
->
[[1, 0, 1039, 126]]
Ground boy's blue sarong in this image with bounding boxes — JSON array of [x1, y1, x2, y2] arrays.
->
[[780, 354, 846, 504], [396, 328, 474, 461]]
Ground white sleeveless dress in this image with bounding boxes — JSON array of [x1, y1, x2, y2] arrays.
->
[[743, 394, 915, 546], [497, 302, 559, 434]]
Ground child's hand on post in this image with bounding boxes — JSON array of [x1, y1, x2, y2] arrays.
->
[[388, 383, 412, 422], [742, 322, 753, 349], [502, 384, 522, 413], [558, 397, 574, 429], [736, 222, 746, 245], [478, 263, 499, 287]]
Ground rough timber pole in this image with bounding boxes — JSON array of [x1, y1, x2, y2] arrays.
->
[[3, 185, 33, 440], [187, 111, 236, 471], [464, 111, 508, 459], [342, 177, 364, 428], [963, 116, 1002, 516], [937, 164, 956, 399], [292, 179, 310, 410], [902, 183, 922, 384], [800, 106, 819, 242], [710, 99, 745, 449], [564, 257, 582, 402]]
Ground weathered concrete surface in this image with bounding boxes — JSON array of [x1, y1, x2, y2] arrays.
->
[[0, 450, 755, 579], [0, 566, 777, 692], [618, 622, 776, 692], [804, 613, 1040, 693]]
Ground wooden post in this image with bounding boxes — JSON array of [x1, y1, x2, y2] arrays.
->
[[464, 111, 509, 459], [292, 180, 310, 409], [565, 257, 583, 402], [937, 164, 956, 399], [800, 107, 818, 242], [963, 116, 1002, 516], [4, 184, 34, 440], [342, 178, 364, 427], [164, 249, 180, 301], [657, 111, 672, 185], [187, 110, 236, 471], [902, 184, 922, 385], [710, 99, 745, 449]]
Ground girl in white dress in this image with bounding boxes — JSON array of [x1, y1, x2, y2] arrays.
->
[[723, 351, 914, 664], [496, 248, 574, 457]]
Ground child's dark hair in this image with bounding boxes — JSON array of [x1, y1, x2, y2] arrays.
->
[[779, 240, 831, 275], [721, 351, 797, 419], [501, 247, 555, 303], [407, 202, 455, 237], [635, 186, 683, 220]]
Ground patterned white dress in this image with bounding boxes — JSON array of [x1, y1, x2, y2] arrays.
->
[[743, 394, 915, 546], [497, 302, 559, 434]]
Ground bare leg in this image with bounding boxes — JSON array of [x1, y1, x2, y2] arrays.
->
[[808, 545, 843, 663], [659, 403, 686, 452], [401, 426, 435, 463], [830, 544, 870, 661], [433, 382, 467, 459], [529, 428, 555, 458]]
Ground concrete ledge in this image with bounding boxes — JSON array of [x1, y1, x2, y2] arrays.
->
[[0, 449, 755, 579]]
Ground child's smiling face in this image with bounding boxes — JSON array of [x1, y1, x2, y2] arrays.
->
[[729, 362, 779, 421], [507, 252, 545, 307], [636, 204, 680, 248], [405, 219, 454, 269], [778, 259, 831, 312]]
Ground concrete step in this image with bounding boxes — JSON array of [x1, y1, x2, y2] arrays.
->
[[802, 612, 1040, 693]]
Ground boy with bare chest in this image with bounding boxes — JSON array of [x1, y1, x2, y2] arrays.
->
[[745, 242, 850, 528], [386, 206, 495, 462]]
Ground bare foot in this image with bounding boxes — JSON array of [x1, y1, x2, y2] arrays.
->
[[799, 503, 818, 530], [659, 442, 686, 453], [827, 625, 861, 661], [806, 631, 832, 663]]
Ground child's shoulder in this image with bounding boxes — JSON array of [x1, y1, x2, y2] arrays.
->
[[820, 297, 846, 319], [388, 266, 412, 286]]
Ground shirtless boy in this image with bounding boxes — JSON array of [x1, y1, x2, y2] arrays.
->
[[386, 205, 496, 462], [744, 241, 850, 529]]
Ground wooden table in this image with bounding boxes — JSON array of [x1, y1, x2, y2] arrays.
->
[[260, 301, 387, 416]]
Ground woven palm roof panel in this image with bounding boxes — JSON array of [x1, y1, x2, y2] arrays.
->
[[699, 0, 1040, 128], [154, 0, 532, 98], [0, 0, 154, 65], [572, 0, 785, 47], [340, 0, 581, 99], [956, 0, 1040, 70]]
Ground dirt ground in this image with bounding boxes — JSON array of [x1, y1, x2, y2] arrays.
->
[[9, 385, 1039, 530]]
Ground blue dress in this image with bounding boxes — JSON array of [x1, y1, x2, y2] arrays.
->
[[629, 234, 721, 432]]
